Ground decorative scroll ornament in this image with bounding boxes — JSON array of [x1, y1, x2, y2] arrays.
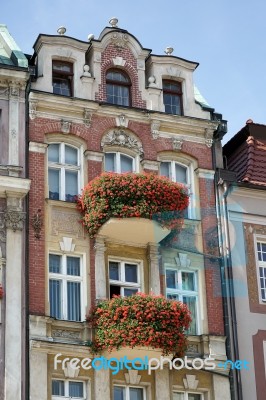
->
[[29, 100, 38, 120], [61, 120, 71, 134], [4, 209, 26, 231], [115, 114, 128, 128], [111, 32, 129, 49], [83, 109, 92, 127], [172, 138, 183, 150], [205, 128, 213, 148], [31, 209, 43, 239], [101, 129, 143, 155], [151, 121, 160, 139]]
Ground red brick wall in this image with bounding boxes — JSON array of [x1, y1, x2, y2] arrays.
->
[[28, 151, 46, 315]]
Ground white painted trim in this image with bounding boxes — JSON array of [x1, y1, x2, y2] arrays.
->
[[228, 211, 266, 224]]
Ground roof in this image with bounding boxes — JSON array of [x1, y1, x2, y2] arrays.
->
[[0, 24, 28, 68], [223, 122, 266, 186]]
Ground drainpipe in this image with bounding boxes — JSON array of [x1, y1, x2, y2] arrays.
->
[[219, 181, 243, 400]]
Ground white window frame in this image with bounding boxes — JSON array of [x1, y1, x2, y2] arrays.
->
[[48, 142, 82, 201], [159, 160, 195, 219], [104, 151, 139, 173], [165, 264, 200, 335], [113, 385, 146, 400], [173, 391, 204, 400], [48, 253, 85, 322], [108, 258, 143, 298], [52, 378, 86, 399], [255, 237, 266, 303]]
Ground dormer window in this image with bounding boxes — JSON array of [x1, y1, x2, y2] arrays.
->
[[163, 80, 183, 115], [52, 61, 73, 96], [106, 69, 131, 106]]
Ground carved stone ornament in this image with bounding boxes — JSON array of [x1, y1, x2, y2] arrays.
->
[[9, 86, 19, 98], [52, 329, 80, 339], [29, 100, 38, 120], [61, 119, 71, 134], [116, 114, 128, 128], [205, 128, 213, 148], [125, 370, 142, 385], [4, 209, 26, 231], [11, 129, 17, 138], [186, 344, 199, 354], [172, 138, 183, 150], [183, 374, 199, 390], [151, 121, 160, 139], [31, 209, 43, 239], [101, 129, 143, 155], [83, 109, 92, 127], [0, 214, 6, 243], [111, 32, 129, 49]]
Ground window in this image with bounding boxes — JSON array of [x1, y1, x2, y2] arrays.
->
[[52, 379, 85, 399], [166, 268, 198, 335], [105, 152, 135, 173], [49, 254, 83, 321], [163, 80, 183, 115], [160, 161, 189, 218], [106, 69, 131, 106], [173, 392, 203, 400], [256, 242, 266, 302], [113, 385, 144, 400], [52, 61, 73, 96], [48, 143, 80, 202], [109, 260, 141, 298]]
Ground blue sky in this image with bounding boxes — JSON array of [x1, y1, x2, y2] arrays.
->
[[2, 0, 266, 142]]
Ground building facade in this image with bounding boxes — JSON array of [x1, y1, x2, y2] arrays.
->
[[221, 121, 266, 400], [0, 25, 31, 400], [27, 19, 230, 400]]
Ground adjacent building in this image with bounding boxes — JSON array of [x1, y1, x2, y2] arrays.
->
[[0, 25, 31, 400], [222, 121, 266, 400]]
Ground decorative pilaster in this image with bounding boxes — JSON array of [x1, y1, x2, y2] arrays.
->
[[8, 84, 20, 165], [148, 243, 161, 295], [94, 367, 110, 400], [155, 368, 170, 400], [94, 237, 107, 300]]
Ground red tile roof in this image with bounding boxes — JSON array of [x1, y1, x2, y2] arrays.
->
[[223, 123, 266, 187]]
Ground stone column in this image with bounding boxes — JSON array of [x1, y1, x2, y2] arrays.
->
[[213, 374, 231, 400], [8, 85, 20, 166], [94, 368, 110, 400], [94, 236, 107, 300], [4, 197, 26, 400], [155, 368, 170, 400], [30, 351, 48, 400], [148, 243, 161, 295]]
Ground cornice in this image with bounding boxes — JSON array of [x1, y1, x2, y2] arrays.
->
[[0, 175, 31, 198]]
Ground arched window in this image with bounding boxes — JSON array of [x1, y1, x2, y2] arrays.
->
[[48, 143, 80, 202], [106, 69, 131, 106], [104, 152, 135, 173], [163, 80, 183, 115]]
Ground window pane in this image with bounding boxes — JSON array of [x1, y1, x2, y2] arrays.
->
[[48, 168, 60, 200], [173, 393, 184, 400], [188, 394, 201, 400], [121, 154, 133, 172], [65, 145, 78, 165], [67, 257, 80, 276], [49, 279, 62, 319], [160, 162, 171, 178], [113, 386, 125, 400], [69, 381, 83, 397], [110, 285, 121, 298], [125, 264, 138, 283], [107, 71, 129, 83], [105, 153, 116, 172], [52, 380, 65, 396], [48, 144, 60, 162], [182, 272, 195, 291], [106, 84, 129, 106], [124, 288, 138, 297], [67, 281, 81, 321], [259, 266, 266, 301], [53, 62, 72, 73], [129, 387, 143, 400], [166, 270, 177, 289], [53, 78, 71, 96], [65, 170, 78, 202], [175, 164, 187, 184], [167, 294, 179, 300], [183, 296, 197, 334], [109, 262, 120, 281], [49, 254, 61, 274]]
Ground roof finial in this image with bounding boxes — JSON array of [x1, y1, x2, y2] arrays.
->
[[246, 119, 254, 124], [109, 17, 118, 28], [164, 46, 174, 55], [57, 26, 66, 35], [88, 34, 94, 42]]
